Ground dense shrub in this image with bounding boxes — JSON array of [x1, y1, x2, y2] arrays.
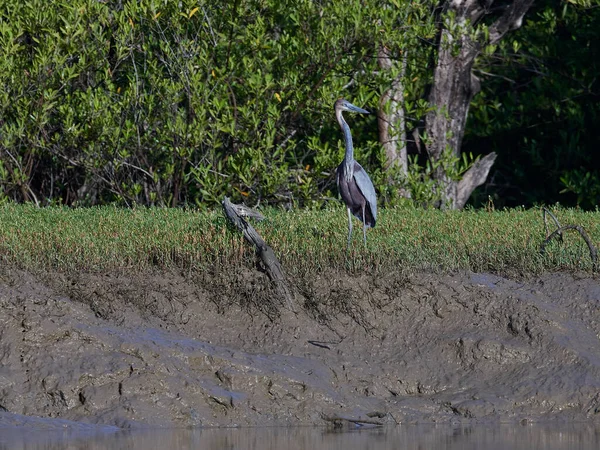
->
[[0, 0, 396, 207], [2, 0, 596, 209]]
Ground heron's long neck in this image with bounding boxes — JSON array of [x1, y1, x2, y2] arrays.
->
[[338, 114, 354, 181]]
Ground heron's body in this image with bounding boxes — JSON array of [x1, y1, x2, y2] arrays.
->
[[334, 98, 377, 248], [336, 160, 376, 227]]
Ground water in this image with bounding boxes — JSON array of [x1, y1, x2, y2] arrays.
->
[[2, 424, 600, 450]]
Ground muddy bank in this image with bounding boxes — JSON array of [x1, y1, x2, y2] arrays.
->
[[0, 268, 599, 428]]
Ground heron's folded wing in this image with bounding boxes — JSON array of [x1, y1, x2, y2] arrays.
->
[[353, 162, 377, 222]]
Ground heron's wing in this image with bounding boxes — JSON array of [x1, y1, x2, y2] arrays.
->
[[353, 162, 377, 222], [335, 162, 343, 187]]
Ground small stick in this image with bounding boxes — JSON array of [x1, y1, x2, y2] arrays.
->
[[307, 339, 343, 349], [540, 225, 598, 272]]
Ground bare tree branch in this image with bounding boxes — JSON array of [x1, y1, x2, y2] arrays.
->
[[455, 152, 497, 209], [542, 207, 563, 241], [221, 197, 293, 306], [540, 225, 598, 272], [489, 0, 536, 44]]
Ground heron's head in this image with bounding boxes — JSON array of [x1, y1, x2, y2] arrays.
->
[[335, 98, 369, 115]]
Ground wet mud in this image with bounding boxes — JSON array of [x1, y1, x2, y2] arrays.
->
[[1, 268, 599, 429]]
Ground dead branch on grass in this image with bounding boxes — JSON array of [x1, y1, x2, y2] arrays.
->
[[539, 209, 598, 272], [542, 207, 563, 242], [221, 197, 293, 306]]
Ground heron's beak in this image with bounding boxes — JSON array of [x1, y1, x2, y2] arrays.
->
[[346, 103, 369, 114]]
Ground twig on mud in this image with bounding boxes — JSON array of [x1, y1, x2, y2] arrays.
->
[[540, 225, 598, 272], [307, 339, 343, 349], [221, 197, 293, 306], [542, 207, 563, 242]]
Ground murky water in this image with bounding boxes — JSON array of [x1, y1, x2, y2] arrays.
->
[[2, 424, 600, 450]]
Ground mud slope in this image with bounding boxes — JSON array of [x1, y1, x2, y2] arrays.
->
[[0, 269, 599, 428]]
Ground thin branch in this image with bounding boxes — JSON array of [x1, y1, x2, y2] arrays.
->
[[542, 207, 563, 242], [474, 69, 516, 84], [121, 161, 154, 179], [2, 149, 40, 207], [276, 129, 297, 152], [201, 6, 218, 47], [540, 225, 598, 272]]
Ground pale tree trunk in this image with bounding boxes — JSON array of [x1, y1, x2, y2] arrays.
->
[[377, 45, 410, 199], [425, 0, 535, 209], [378, 46, 408, 175]]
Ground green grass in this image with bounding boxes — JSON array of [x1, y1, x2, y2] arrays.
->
[[0, 203, 598, 275]]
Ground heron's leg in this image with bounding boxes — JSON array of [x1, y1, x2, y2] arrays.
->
[[362, 204, 367, 247], [347, 207, 353, 250]]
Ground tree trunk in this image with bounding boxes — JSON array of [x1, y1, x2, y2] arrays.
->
[[424, 0, 535, 209], [377, 46, 408, 176], [378, 45, 411, 199]]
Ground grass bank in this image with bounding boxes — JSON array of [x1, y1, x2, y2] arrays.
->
[[0, 203, 597, 275]]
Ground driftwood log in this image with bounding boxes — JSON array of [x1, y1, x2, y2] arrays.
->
[[221, 197, 292, 306], [321, 414, 385, 427]]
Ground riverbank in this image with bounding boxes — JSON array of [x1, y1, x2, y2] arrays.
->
[[1, 267, 599, 428]]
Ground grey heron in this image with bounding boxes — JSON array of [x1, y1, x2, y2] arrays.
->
[[334, 98, 377, 249]]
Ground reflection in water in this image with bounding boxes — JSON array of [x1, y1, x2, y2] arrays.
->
[[2, 424, 600, 450]]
